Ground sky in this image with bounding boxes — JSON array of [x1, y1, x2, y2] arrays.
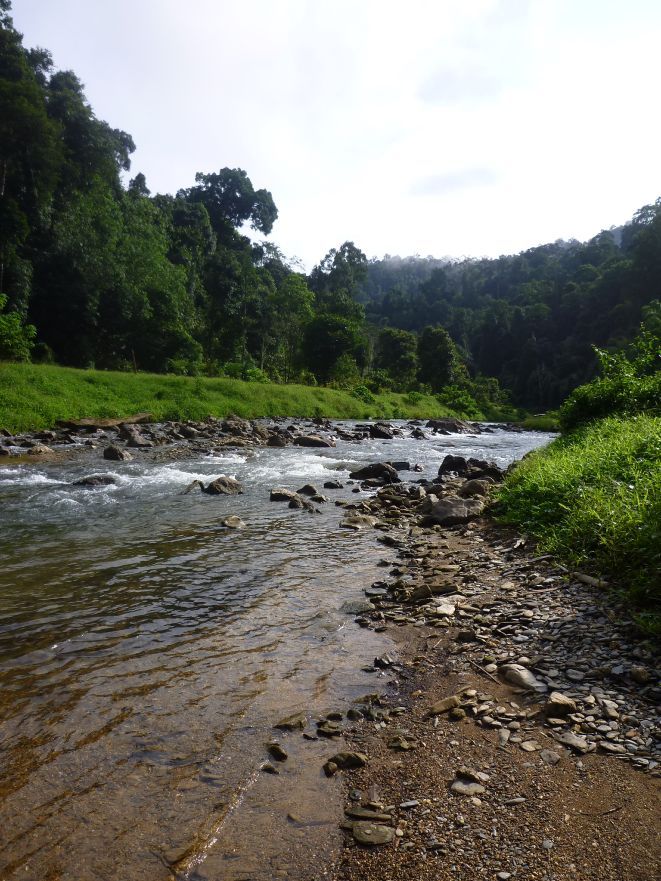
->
[[12, 0, 661, 269]]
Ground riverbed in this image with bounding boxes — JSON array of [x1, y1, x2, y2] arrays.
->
[[0, 423, 553, 881]]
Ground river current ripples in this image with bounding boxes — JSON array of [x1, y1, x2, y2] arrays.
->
[[0, 423, 553, 880]]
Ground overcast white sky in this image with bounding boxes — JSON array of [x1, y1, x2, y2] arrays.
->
[[12, 0, 661, 268]]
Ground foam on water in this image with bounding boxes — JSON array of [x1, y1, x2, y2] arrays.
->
[[0, 467, 65, 486]]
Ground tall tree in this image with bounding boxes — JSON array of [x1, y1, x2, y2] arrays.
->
[[184, 168, 277, 235], [417, 325, 465, 392]]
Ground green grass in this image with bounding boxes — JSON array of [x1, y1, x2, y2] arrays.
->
[[0, 362, 461, 433], [496, 415, 661, 631], [518, 412, 561, 432]]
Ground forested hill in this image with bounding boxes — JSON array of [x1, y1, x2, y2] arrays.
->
[[1, 0, 659, 415], [359, 213, 660, 408]]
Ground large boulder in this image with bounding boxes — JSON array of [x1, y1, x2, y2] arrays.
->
[[369, 423, 394, 439], [221, 415, 252, 435], [438, 454, 469, 476], [103, 445, 133, 461], [426, 418, 473, 434], [420, 496, 485, 526], [203, 476, 243, 495], [270, 487, 299, 502], [438, 455, 504, 482], [348, 462, 400, 483], [179, 424, 200, 439], [297, 483, 318, 496], [458, 479, 492, 498], [293, 434, 336, 448], [120, 425, 153, 448]]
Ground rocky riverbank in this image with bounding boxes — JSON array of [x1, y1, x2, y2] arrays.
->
[[314, 469, 660, 881], [0, 412, 520, 462], [6, 413, 653, 880]]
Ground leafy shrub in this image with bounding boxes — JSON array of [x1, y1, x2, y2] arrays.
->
[[436, 385, 482, 418], [364, 369, 393, 393], [560, 315, 661, 429], [352, 385, 376, 404], [220, 361, 268, 382], [0, 294, 35, 361]]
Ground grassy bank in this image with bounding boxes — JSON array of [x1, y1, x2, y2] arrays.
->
[[518, 412, 560, 432], [0, 362, 466, 433], [497, 415, 661, 632]]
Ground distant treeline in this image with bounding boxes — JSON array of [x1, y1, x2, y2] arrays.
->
[[1, 0, 659, 412], [360, 212, 661, 408]]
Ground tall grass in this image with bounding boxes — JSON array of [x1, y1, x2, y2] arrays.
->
[[0, 362, 461, 433], [497, 415, 661, 625]]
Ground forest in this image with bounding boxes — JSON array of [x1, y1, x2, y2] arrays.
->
[[1, 0, 660, 413]]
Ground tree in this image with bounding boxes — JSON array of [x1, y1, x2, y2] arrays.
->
[[128, 172, 150, 197], [184, 168, 277, 235], [309, 241, 367, 320], [303, 314, 366, 384], [0, 14, 60, 306], [417, 325, 465, 392], [267, 274, 314, 381], [375, 327, 418, 391], [0, 292, 35, 360]]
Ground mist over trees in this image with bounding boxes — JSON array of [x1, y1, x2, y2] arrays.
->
[[1, 0, 659, 412]]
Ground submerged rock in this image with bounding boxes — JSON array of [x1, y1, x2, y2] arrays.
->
[[220, 515, 245, 528], [294, 434, 336, 448], [266, 742, 288, 761], [274, 712, 307, 731], [351, 822, 395, 845], [341, 514, 378, 530], [27, 443, 54, 455], [73, 474, 117, 487], [323, 751, 368, 776]]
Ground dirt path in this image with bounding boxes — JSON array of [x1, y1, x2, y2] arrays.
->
[[332, 517, 660, 881]]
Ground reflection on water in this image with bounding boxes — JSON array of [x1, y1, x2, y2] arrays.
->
[[0, 424, 553, 880]]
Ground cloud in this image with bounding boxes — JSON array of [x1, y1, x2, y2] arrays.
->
[[419, 67, 504, 105], [411, 167, 499, 196]]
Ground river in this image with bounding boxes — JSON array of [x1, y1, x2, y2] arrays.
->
[[0, 423, 553, 881]]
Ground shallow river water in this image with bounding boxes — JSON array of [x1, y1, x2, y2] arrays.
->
[[0, 423, 553, 881]]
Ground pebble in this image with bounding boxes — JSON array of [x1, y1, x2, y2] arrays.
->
[[352, 822, 395, 845], [451, 779, 486, 796]]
